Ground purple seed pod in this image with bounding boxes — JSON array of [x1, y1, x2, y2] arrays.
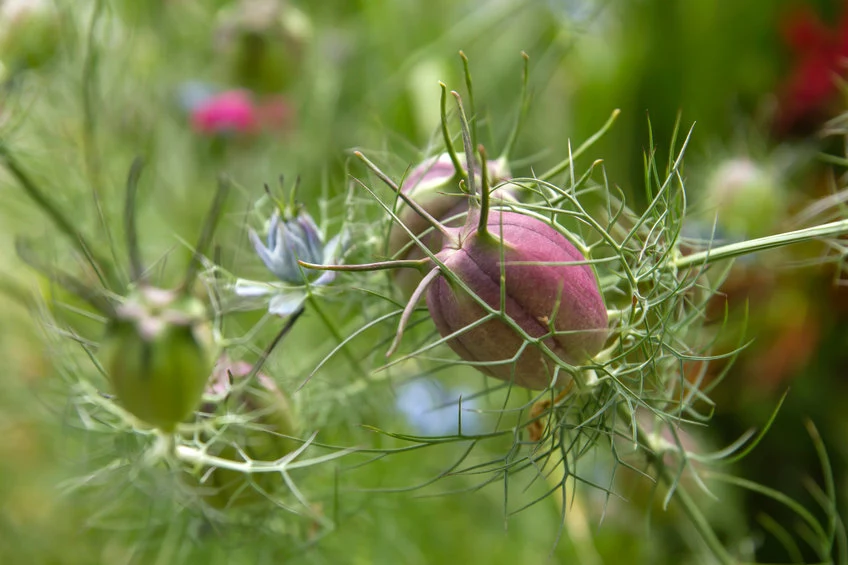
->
[[426, 210, 608, 390], [388, 153, 515, 297]]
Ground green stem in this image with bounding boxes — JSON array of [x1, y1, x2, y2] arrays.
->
[[500, 51, 530, 162], [673, 219, 848, 270], [299, 257, 430, 273], [439, 82, 464, 176], [459, 51, 477, 148], [82, 0, 119, 276], [539, 109, 620, 181], [619, 404, 735, 565], [306, 293, 370, 380], [0, 147, 118, 288]]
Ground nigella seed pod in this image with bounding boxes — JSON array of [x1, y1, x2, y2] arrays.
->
[[426, 210, 608, 390], [388, 153, 515, 297], [98, 287, 215, 432]]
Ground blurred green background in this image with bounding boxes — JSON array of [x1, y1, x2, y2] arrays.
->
[[0, 0, 846, 563]]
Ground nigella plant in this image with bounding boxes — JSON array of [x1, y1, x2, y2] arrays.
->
[[0, 143, 352, 551], [298, 54, 848, 564], [234, 184, 346, 317]]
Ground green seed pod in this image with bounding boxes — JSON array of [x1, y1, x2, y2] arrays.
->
[[99, 287, 214, 432], [704, 158, 784, 239], [426, 210, 608, 390], [216, 0, 313, 94]]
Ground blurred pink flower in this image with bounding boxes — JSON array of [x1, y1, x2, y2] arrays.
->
[[187, 87, 293, 136], [190, 89, 259, 135]]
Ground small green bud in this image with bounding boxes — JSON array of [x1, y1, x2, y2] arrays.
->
[[0, 0, 60, 71], [704, 158, 785, 239], [99, 286, 214, 432]]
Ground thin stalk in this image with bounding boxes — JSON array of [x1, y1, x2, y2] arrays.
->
[[355, 151, 453, 241], [305, 293, 370, 380], [545, 469, 603, 565], [124, 158, 145, 283], [0, 149, 117, 287], [440, 82, 465, 175], [620, 404, 734, 565], [500, 51, 531, 162], [452, 91, 477, 200], [247, 307, 305, 382], [183, 176, 230, 291], [299, 257, 430, 273], [81, 0, 118, 274], [478, 144, 491, 230], [387, 267, 440, 356], [539, 109, 620, 182], [673, 219, 848, 270], [459, 51, 477, 147]]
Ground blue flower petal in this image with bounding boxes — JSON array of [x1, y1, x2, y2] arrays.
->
[[268, 291, 307, 316]]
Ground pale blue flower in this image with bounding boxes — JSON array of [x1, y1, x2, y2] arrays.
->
[[235, 208, 343, 316]]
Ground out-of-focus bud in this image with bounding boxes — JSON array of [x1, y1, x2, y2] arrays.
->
[[0, 0, 60, 72], [216, 0, 313, 94], [427, 210, 608, 390], [703, 158, 785, 239], [98, 286, 214, 432]]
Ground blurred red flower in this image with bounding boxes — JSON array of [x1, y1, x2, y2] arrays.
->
[[775, 3, 848, 136]]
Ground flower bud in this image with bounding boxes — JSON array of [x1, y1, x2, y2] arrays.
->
[[426, 211, 608, 390], [388, 153, 515, 297], [703, 158, 784, 239], [98, 287, 214, 432], [216, 0, 313, 94], [0, 0, 60, 72]]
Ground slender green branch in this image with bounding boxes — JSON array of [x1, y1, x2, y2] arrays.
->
[[500, 51, 530, 162], [619, 404, 734, 565], [0, 147, 118, 287], [355, 151, 453, 241], [305, 293, 370, 381], [81, 0, 118, 274], [452, 91, 476, 197], [459, 51, 477, 147], [183, 176, 230, 291], [539, 109, 620, 181], [387, 267, 440, 356], [479, 144, 491, 231], [673, 219, 848, 270], [299, 257, 430, 273], [440, 82, 465, 175], [124, 158, 145, 283]]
